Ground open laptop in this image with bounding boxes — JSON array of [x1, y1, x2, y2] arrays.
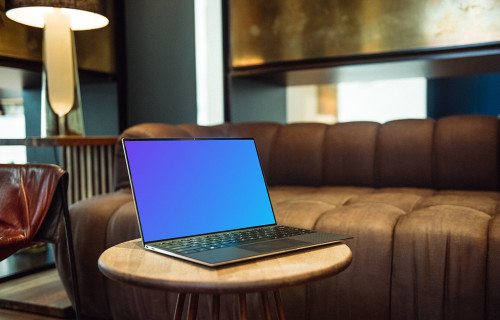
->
[[122, 138, 351, 267]]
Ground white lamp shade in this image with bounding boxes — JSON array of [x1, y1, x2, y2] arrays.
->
[[5, 0, 109, 30]]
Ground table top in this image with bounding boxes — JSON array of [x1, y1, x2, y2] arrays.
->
[[98, 239, 352, 294]]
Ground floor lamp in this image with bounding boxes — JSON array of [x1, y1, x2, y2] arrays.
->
[[5, 0, 109, 136]]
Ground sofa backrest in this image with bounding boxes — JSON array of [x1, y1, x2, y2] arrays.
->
[[113, 115, 500, 192]]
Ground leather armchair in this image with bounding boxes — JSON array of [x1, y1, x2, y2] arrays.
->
[[0, 164, 81, 319]]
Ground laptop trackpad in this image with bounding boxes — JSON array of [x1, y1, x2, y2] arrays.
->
[[239, 239, 309, 253]]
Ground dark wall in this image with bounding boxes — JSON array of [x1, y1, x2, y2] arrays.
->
[[428, 73, 500, 118], [81, 80, 119, 135], [123, 0, 197, 127], [230, 78, 287, 123]]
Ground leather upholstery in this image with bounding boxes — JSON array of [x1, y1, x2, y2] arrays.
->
[[0, 164, 66, 260], [56, 115, 500, 319]]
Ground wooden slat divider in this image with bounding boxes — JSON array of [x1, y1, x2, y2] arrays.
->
[[106, 144, 114, 193], [92, 145, 100, 194], [72, 146, 81, 204], [86, 145, 92, 198], [99, 145, 107, 195], [0, 136, 118, 204]]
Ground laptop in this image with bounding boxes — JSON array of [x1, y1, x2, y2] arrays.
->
[[122, 138, 351, 267]]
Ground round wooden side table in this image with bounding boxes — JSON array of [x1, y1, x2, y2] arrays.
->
[[98, 239, 352, 320]]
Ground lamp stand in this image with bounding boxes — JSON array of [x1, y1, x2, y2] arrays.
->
[[41, 9, 84, 137]]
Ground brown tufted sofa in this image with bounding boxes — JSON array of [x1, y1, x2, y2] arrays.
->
[[55, 114, 500, 320]]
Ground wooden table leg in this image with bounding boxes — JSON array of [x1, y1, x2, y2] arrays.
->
[[260, 292, 272, 320], [175, 291, 284, 320], [212, 294, 220, 320], [174, 293, 186, 320], [239, 293, 247, 320], [273, 290, 286, 320], [187, 294, 199, 320]]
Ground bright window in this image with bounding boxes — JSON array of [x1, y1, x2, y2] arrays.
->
[[287, 78, 427, 124], [195, 0, 224, 125], [338, 78, 427, 123], [0, 98, 26, 164]]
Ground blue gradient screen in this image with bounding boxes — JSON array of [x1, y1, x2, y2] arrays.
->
[[123, 139, 276, 242]]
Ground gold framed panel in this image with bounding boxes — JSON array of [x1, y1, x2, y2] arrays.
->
[[230, 0, 500, 68]]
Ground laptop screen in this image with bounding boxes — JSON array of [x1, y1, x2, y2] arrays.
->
[[123, 139, 276, 242]]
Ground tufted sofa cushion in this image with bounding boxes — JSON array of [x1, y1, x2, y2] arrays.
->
[[55, 115, 500, 320]]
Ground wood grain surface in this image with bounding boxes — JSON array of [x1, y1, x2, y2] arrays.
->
[[98, 239, 352, 294]]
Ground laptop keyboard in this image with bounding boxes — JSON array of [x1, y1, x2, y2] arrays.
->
[[155, 225, 315, 255]]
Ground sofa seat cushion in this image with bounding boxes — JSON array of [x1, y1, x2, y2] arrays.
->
[[392, 205, 492, 319], [267, 186, 500, 319]]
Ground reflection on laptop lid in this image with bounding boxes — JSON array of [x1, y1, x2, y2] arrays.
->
[[123, 138, 351, 267]]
